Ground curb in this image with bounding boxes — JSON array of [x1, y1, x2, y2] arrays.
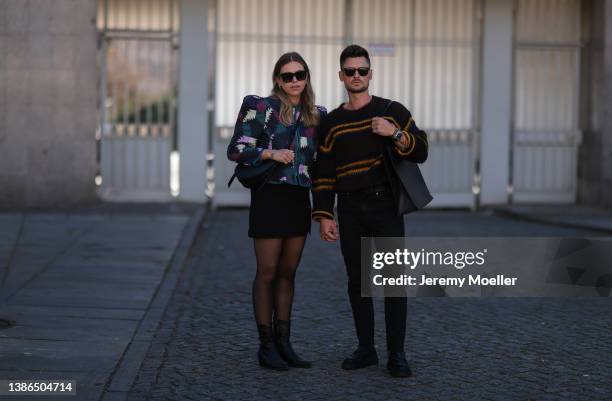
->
[[99, 206, 207, 401]]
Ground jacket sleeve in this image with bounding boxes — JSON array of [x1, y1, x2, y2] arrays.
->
[[311, 114, 336, 221], [227, 95, 266, 166], [385, 102, 428, 164]]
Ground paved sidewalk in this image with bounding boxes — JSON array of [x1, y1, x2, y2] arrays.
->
[[494, 204, 612, 235], [0, 203, 206, 401], [124, 209, 612, 401]]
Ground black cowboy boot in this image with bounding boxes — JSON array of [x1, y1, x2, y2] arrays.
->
[[257, 324, 289, 371], [273, 319, 313, 368]]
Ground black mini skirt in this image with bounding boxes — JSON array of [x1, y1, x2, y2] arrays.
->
[[249, 183, 311, 238]]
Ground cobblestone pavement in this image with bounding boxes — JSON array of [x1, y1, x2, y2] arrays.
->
[[125, 210, 612, 401]]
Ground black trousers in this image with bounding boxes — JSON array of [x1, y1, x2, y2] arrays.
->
[[337, 187, 407, 353]]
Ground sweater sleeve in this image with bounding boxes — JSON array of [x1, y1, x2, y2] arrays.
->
[[311, 114, 336, 221], [385, 102, 428, 164], [227, 95, 266, 166]]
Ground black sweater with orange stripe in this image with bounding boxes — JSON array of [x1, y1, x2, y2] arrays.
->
[[311, 96, 428, 221]]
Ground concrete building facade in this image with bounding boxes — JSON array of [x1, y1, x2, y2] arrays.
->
[[1, 0, 98, 208], [1, 0, 611, 210]]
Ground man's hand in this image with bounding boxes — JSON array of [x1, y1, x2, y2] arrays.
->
[[319, 218, 339, 242], [371, 117, 395, 137]]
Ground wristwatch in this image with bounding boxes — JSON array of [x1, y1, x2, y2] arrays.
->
[[391, 128, 403, 142]]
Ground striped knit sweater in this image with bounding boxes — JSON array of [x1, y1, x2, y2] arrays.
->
[[311, 96, 428, 221]]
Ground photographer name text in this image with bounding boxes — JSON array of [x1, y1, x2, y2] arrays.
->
[[371, 248, 518, 287]]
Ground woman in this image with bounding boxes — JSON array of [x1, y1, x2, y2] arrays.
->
[[227, 52, 327, 371]]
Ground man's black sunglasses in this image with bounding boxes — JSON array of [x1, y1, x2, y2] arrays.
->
[[342, 67, 370, 77], [279, 70, 308, 83]]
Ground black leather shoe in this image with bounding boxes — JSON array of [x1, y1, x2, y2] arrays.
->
[[387, 351, 412, 377], [341, 346, 378, 370], [274, 319, 313, 368], [257, 324, 289, 371]]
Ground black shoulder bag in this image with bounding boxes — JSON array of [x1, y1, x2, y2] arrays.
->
[[227, 160, 278, 191], [380, 100, 433, 215], [227, 112, 301, 192]]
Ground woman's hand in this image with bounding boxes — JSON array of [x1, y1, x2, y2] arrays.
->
[[319, 218, 339, 242], [267, 149, 295, 164]]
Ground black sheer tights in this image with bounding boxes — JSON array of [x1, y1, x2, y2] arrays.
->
[[252, 236, 306, 326]]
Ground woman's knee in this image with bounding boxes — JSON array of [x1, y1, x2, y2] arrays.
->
[[275, 265, 297, 282], [255, 265, 277, 283]]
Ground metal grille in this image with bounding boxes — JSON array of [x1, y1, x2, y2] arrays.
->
[[214, 0, 346, 127], [511, 0, 582, 202], [96, 0, 180, 201], [213, 0, 481, 207]]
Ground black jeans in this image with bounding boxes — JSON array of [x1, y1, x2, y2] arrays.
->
[[337, 186, 407, 353]]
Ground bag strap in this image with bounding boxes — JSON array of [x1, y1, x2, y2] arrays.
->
[[381, 99, 394, 117], [228, 173, 237, 187], [288, 108, 302, 151], [228, 108, 300, 188], [380, 99, 396, 154]]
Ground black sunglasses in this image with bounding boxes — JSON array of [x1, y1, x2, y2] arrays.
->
[[279, 70, 308, 83], [342, 67, 370, 77]]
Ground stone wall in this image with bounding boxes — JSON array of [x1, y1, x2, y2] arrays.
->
[[0, 0, 98, 209]]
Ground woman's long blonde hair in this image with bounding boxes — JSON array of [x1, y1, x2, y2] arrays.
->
[[271, 52, 320, 127]]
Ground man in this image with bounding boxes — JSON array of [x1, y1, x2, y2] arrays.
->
[[312, 44, 428, 378]]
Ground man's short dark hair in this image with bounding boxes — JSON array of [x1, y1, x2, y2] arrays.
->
[[340, 44, 370, 67]]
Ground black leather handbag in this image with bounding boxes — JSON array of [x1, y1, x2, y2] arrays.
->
[[380, 100, 433, 215], [227, 111, 300, 191], [227, 160, 279, 191]]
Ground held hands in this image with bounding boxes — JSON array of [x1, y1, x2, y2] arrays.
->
[[267, 149, 294, 164], [319, 218, 339, 242], [371, 117, 395, 137]]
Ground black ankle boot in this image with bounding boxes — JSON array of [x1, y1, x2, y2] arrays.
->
[[273, 319, 312, 368], [257, 324, 289, 371]]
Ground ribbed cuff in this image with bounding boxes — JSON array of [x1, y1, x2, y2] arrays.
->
[[312, 210, 335, 221]]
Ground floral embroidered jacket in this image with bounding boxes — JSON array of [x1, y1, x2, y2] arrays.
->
[[227, 95, 327, 188]]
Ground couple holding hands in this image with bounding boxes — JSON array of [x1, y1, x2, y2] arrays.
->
[[227, 44, 428, 378]]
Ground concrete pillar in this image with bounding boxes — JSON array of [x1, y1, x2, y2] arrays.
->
[[578, 0, 612, 208], [603, 0, 612, 207], [0, 0, 98, 209], [479, 0, 514, 205], [177, 0, 209, 203]]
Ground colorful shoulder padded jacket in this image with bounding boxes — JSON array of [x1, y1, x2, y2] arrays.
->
[[227, 95, 327, 188]]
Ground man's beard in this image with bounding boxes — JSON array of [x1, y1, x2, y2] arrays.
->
[[346, 82, 368, 93]]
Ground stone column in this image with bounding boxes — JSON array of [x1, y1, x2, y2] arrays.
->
[[479, 0, 514, 206], [177, 0, 209, 203], [603, 0, 612, 207], [0, 0, 98, 209], [578, 0, 612, 208]]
